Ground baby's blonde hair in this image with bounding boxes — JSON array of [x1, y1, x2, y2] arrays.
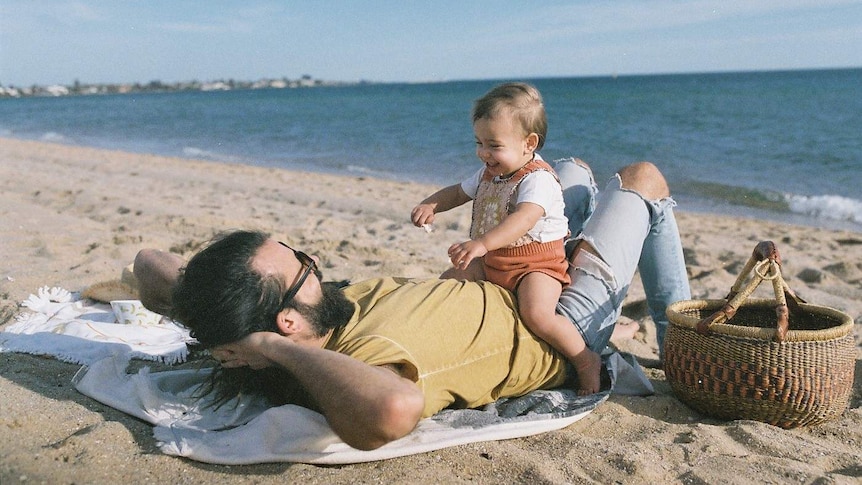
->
[[472, 82, 547, 150]]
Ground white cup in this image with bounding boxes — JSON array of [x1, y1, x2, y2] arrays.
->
[[110, 300, 163, 326]]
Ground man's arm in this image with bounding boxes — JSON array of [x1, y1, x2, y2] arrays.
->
[[214, 332, 425, 450]]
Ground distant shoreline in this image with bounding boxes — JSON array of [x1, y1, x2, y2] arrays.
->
[[0, 75, 363, 99], [4, 66, 859, 99]]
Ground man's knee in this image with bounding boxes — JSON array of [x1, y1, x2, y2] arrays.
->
[[617, 161, 669, 200], [573, 158, 593, 178]]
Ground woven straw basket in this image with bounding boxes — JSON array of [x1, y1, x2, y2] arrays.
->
[[664, 241, 855, 428]]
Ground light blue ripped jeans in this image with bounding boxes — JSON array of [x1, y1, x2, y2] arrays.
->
[[551, 158, 691, 358]]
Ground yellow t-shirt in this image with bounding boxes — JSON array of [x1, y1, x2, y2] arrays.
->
[[323, 277, 568, 417]]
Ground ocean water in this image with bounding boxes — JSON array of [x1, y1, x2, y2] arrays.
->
[[1, 68, 860, 232]]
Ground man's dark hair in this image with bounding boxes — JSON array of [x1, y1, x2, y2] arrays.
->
[[171, 230, 305, 407], [172, 230, 282, 347]]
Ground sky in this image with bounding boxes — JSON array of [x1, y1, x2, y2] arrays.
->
[[1, 0, 860, 87]]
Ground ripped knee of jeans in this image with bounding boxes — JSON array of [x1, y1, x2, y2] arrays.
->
[[568, 242, 618, 291]]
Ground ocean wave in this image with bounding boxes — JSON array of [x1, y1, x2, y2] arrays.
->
[[345, 164, 389, 178], [683, 181, 789, 212], [41, 131, 67, 142], [678, 179, 862, 230], [786, 193, 862, 224], [182, 146, 245, 164], [182, 146, 217, 159]]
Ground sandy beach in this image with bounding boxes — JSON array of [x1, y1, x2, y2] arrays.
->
[[1, 137, 859, 484]]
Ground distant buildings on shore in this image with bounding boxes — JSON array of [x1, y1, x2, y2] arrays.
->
[[0, 75, 356, 98]]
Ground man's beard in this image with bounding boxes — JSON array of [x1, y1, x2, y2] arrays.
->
[[291, 282, 355, 337]]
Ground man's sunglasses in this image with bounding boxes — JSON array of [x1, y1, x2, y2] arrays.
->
[[278, 241, 322, 308]]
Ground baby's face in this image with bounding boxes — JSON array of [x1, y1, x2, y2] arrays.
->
[[473, 115, 535, 177]]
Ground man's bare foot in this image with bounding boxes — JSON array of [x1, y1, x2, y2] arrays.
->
[[610, 317, 640, 341], [571, 348, 602, 395]]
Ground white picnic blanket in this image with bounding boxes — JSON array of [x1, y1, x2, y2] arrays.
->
[[0, 286, 192, 364], [4, 286, 654, 465]]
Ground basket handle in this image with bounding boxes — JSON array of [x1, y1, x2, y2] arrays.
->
[[695, 241, 806, 342]]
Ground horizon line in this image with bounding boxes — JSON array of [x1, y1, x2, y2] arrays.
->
[[4, 65, 861, 90]]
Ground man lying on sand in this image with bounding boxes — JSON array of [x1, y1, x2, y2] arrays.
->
[[133, 160, 690, 450]]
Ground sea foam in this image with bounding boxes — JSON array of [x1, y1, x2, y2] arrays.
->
[[786, 193, 862, 224], [41, 131, 67, 143], [182, 146, 245, 164]]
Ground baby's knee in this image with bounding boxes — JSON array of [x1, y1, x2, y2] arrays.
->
[[520, 307, 557, 332]]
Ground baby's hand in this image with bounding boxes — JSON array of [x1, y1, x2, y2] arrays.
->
[[411, 204, 436, 227], [448, 240, 488, 269]]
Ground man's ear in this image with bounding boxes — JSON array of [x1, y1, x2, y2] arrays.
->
[[275, 308, 301, 335]]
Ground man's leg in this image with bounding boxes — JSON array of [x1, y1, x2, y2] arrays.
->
[[557, 162, 689, 355], [550, 157, 597, 248], [611, 162, 691, 356], [133, 249, 185, 315], [636, 202, 691, 357]]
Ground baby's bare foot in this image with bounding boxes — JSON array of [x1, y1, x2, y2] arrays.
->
[[572, 349, 602, 395]]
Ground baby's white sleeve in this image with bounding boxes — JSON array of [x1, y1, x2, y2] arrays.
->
[[460, 167, 484, 200]]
